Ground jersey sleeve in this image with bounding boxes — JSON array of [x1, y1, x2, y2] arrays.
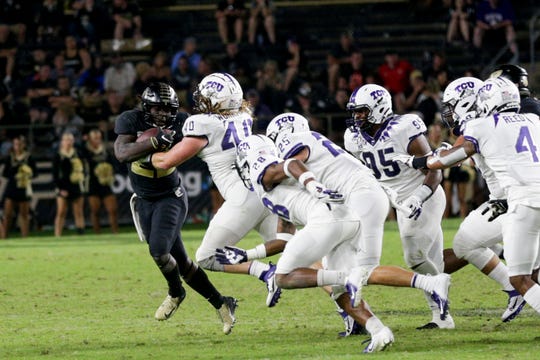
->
[[114, 111, 138, 136], [250, 154, 281, 189], [182, 114, 215, 138], [275, 133, 307, 159], [397, 114, 427, 144], [343, 129, 362, 157], [462, 117, 487, 153]]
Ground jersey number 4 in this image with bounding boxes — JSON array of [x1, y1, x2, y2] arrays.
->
[[221, 119, 253, 150], [515, 126, 539, 162]]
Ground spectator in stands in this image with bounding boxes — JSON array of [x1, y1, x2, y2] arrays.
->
[[446, 0, 475, 45], [53, 131, 86, 236], [52, 105, 85, 145], [215, 0, 247, 44], [61, 35, 92, 79], [0, 83, 19, 141], [69, 0, 109, 53], [220, 42, 252, 88], [473, 0, 517, 59], [27, 64, 56, 121], [0, 23, 17, 87], [246, 88, 273, 133], [247, 0, 276, 46], [255, 59, 284, 113], [110, 0, 149, 51], [0, 0, 27, 44], [284, 81, 325, 134], [196, 54, 219, 82], [49, 75, 79, 111], [339, 49, 368, 93], [171, 54, 197, 107], [324, 87, 350, 146], [282, 37, 308, 93], [170, 37, 201, 75], [1, 135, 37, 238], [103, 52, 136, 99], [147, 51, 172, 84], [326, 31, 357, 95], [77, 53, 105, 93], [50, 53, 77, 85], [400, 69, 426, 113], [99, 91, 128, 141], [378, 49, 414, 111], [412, 77, 441, 128], [422, 51, 453, 83], [81, 128, 118, 234], [35, 0, 65, 46]]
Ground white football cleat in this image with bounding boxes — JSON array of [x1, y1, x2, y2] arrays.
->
[[430, 273, 451, 320], [345, 267, 370, 308], [416, 313, 455, 330], [363, 326, 394, 353], [502, 290, 526, 322], [155, 293, 185, 321]]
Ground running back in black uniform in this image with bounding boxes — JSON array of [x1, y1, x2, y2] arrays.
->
[[113, 82, 237, 333]]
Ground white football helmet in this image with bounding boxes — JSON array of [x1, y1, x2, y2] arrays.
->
[[346, 84, 393, 132], [235, 135, 277, 190], [266, 112, 310, 142], [476, 77, 521, 118], [441, 77, 483, 132], [193, 72, 243, 113]]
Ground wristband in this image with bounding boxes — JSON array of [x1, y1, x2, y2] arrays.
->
[[411, 156, 428, 169], [298, 171, 315, 187], [276, 232, 294, 241], [246, 243, 266, 260], [283, 158, 294, 178]]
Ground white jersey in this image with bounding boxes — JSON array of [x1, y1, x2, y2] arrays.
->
[[182, 111, 253, 200], [471, 153, 505, 199], [343, 114, 428, 200], [247, 152, 359, 227], [463, 112, 540, 207], [274, 131, 379, 194]]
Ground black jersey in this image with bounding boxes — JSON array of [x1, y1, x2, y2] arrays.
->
[[520, 97, 540, 117], [114, 109, 188, 199]]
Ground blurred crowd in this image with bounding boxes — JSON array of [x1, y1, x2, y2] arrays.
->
[[0, 0, 528, 237]]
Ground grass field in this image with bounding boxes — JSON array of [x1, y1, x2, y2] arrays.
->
[[2, 219, 540, 359]]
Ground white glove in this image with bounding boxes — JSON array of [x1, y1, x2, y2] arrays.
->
[[305, 180, 344, 204], [400, 195, 423, 220], [392, 154, 415, 168], [433, 142, 452, 157]]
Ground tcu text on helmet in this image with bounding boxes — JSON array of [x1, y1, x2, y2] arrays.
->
[[454, 81, 477, 92], [203, 81, 224, 92], [274, 115, 295, 129], [370, 89, 386, 99]]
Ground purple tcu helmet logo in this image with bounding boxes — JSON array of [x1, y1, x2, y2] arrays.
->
[[454, 81, 476, 92], [204, 81, 224, 92], [370, 89, 386, 99], [274, 115, 295, 129], [237, 141, 250, 152]]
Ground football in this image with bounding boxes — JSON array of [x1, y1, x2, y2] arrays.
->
[[136, 128, 172, 142]]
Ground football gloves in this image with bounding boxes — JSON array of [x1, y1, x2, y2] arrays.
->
[[150, 128, 174, 151], [401, 195, 423, 220], [215, 246, 248, 265], [481, 199, 508, 222], [305, 180, 344, 204]]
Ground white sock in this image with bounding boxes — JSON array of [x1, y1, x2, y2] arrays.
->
[[411, 273, 433, 293], [249, 260, 269, 279], [487, 262, 513, 291], [316, 270, 348, 287], [365, 316, 384, 335], [523, 284, 540, 313]]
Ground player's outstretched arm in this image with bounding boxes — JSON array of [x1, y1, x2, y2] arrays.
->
[[152, 136, 207, 169], [394, 140, 476, 171]]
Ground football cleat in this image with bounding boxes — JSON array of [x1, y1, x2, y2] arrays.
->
[[430, 273, 451, 320], [155, 290, 186, 321], [416, 313, 455, 330], [261, 263, 282, 307], [337, 309, 367, 337], [502, 290, 526, 322], [217, 296, 238, 335], [362, 326, 394, 353]]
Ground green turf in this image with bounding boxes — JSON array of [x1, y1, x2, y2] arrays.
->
[[1, 219, 539, 359]]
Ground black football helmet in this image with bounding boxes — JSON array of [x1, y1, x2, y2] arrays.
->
[[141, 83, 179, 128], [489, 64, 530, 98]]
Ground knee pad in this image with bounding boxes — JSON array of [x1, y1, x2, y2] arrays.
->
[[179, 259, 199, 281], [152, 254, 177, 273], [453, 230, 473, 259], [197, 255, 225, 272]]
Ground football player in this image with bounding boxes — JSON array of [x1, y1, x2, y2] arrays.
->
[[438, 76, 525, 322], [396, 77, 540, 317], [235, 134, 451, 353], [150, 73, 293, 308], [488, 64, 540, 116], [343, 84, 453, 330], [114, 82, 237, 334]]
